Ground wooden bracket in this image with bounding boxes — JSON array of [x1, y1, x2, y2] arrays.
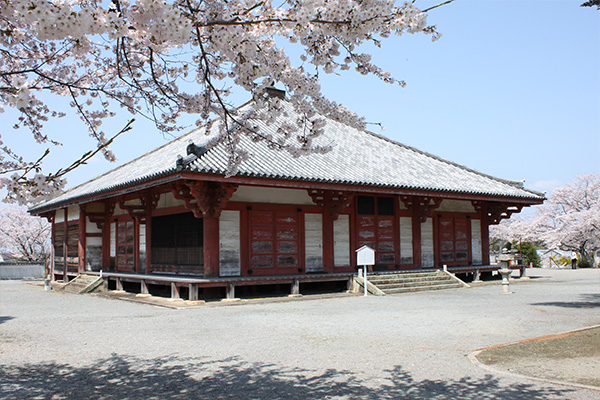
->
[[401, 195, 443, 222], [172, 183, 200, 217], [471, 200, 485, 214], [118, 192, 161, 223], [487, 203, 523, 225], [473, 200, 523, 225], [87, 212, 106, 230], [308, 189, 355, 220], [172, 181, 238, 218]]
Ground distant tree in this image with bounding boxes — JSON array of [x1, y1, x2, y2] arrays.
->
[[0, 207, 51, 262], [526, 174, 600, 266], [513, 240, 541, 267], [489, 221, 542, 266]]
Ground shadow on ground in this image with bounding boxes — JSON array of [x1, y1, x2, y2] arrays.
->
[[532, 293, 600, 309], [0, 355, 572, 399]]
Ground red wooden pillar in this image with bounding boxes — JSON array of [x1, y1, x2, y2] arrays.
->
[[412, 204, 422, 268], [101, 201, 114, 271], [63, 208, 69, 282], [102, 217, 110, 271], [145, 208, 152, 273], [393, 195, 401, 269], [433, 214, 441, 268], [203, 215, 220, 278], [480, 204, 491, 265], [349, 206, 357, 269], [78, 205, 86, 273], [133, 217, 140, 273], [173, 181, 237, 278], [322, 195, 335, 273], [467, 216, 473, 266], [51, 217, 56, 281]]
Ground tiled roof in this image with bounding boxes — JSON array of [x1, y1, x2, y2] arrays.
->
[[31, 100, 544, 212]]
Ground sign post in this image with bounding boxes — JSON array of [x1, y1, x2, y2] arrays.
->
[[355, 245, 375, 296]]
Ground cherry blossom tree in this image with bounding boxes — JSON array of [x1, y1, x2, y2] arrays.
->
[[1, 0, 451, 204], [491, 175, 599, 266], [581, 0, 600, 9], [489, 216, 542, 265], [0, 206, 51, 261], [489, 217, 530, 246], [529, 174, 600, 265]]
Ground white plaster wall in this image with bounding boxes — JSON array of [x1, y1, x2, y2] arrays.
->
[[334, 215, 350, 267], [305, 213, 323, 272], [54, 209, 65, 223], [471, 219, 483, 265], [68, 206, 80, 221], [110, 222, 116, 257], [139, 222, 146, 272], [219, 210, 241, 276], [436, 199, 475, 213], [230, 185, 315, 205], [421, 218, 434, 268], [399, 216, 413, 264]]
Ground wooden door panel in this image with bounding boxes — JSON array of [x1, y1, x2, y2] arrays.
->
[[357, 215, 396, 266], [438, 216, 470, 266], [251, 241, 273, 254], [251, 255, 273, 269], [250, 211, 274, 225], [249, 210, 300, 275], [116, 220, 135, 272]]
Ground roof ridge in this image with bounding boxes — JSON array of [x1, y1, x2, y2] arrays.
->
[[30, 97, 545, 213]]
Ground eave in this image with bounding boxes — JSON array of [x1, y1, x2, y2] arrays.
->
[[29, 169, 545, 216]]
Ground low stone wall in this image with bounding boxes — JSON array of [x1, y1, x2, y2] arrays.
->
[[0, 263, 45, 280]]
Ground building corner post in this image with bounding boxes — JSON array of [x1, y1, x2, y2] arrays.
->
[[203, 214, 220, 278]]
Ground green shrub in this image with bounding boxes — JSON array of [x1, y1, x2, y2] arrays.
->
[[513, 241, 541, 267]]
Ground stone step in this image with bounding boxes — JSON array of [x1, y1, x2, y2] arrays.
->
[[376, 279, 461, 290], [360, 270, 468, 295], [368, 272, 440, 280], [382, 282, 464, 295], [368, 276, 451, 285], [61, 274, 104, 294], [68, 276, 97, 284], [61, 282, 88, 294]]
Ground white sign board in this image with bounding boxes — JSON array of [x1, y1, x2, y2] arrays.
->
[[356, 245, 375, 266]]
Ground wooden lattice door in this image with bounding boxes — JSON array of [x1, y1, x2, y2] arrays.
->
[[116, 220, 135, 272], [356, 215, 396, 265], [438, 216, 470, 266], [249, 210, 300, 275]]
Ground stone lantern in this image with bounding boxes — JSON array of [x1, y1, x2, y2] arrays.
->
[[497, 248, 514, 294]]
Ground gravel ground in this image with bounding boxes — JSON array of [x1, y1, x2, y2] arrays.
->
[[1, 268, 599, 399]]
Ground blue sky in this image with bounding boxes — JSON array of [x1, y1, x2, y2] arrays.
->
[[2, 0, 599, 205]]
